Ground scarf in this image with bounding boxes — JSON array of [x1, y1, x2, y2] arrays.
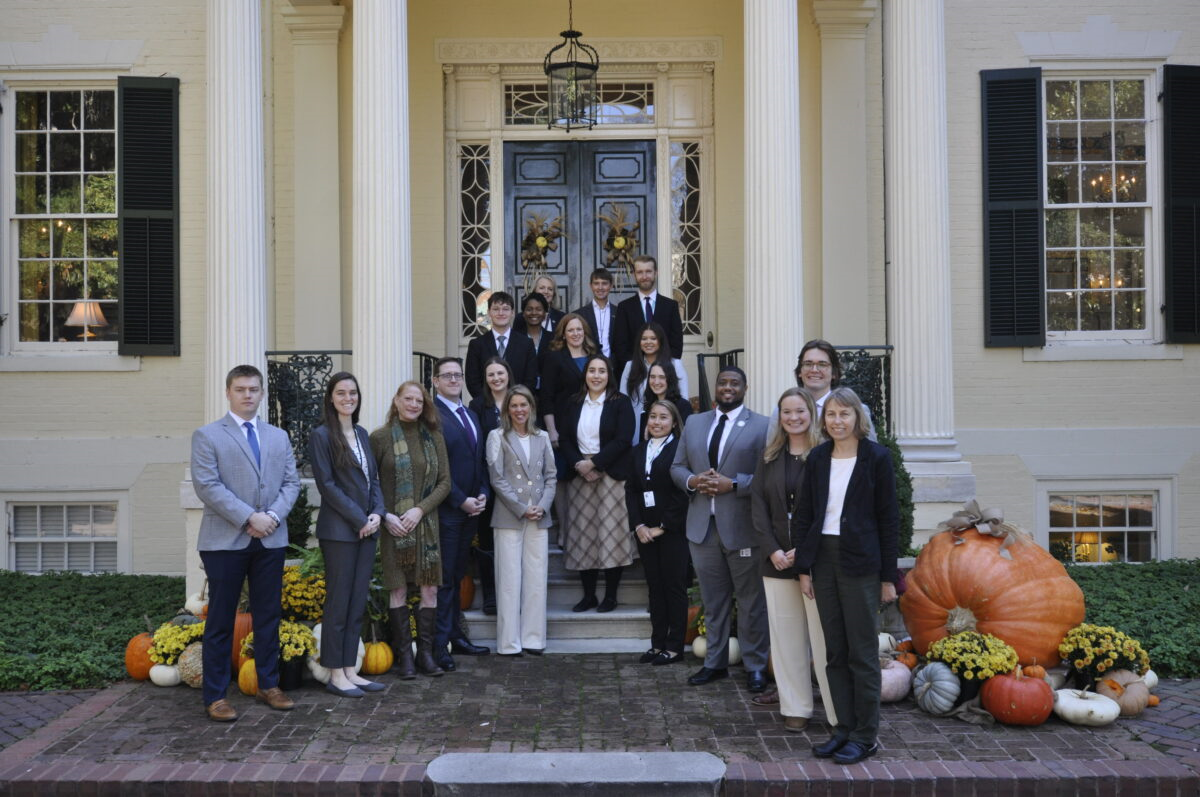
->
[[390, 421, 442, 582]]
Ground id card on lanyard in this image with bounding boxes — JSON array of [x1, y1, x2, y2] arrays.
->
[[642, 434, 674, 506]]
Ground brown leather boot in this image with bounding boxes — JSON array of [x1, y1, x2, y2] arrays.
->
[[415, 607, 444, 677], [389, 606, 416, 680]]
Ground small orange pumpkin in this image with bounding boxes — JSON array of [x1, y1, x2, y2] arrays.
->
[[361, 641, 394, 675], [980, 667, 1055, 726], [1022, 663, 1047, 680], [895, 651, 919, 670], [231, 611, 254, 671], [125, 632, 154, 681], [1148, 694, 1161, 707], [459, 574, 476, 610], [238, 658, 258, 696], [896, 639, 916, 654]]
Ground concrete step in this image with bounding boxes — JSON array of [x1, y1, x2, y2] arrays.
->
[[463, 603, 653, 641], [425, 752, 724, 796]]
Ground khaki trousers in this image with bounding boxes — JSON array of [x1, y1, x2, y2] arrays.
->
[[495, 520, 548, 654], [763, 576, 838, 726]]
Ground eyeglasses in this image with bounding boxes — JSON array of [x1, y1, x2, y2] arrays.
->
[[436, 372, 464, 381], [800, 361, 832, 372]]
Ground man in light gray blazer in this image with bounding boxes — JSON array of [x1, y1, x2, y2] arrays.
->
[[191, 364, 300, 721], [671, 365, 771, 692]]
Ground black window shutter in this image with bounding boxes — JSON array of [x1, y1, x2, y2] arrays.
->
[[1164, 65, 1200, 343], [981, 68, 1044, 347], [118, 76, 180, 356]]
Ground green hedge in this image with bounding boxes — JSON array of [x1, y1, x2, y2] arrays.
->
[[0, 571, 183, 691], [1067, 559, 1200, 678]]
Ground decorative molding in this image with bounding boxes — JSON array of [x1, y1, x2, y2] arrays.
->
[[281, 4, 346, 41], [1018, 15, 1180, 62], [0, 23, 142, 70], [436, 37, 722, 65], [447, 61, 714, 78], [812, 0, 878, 39]]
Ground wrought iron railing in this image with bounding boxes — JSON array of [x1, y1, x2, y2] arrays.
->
[[695, 345, 892, 433], [266, 350, 440, 472]]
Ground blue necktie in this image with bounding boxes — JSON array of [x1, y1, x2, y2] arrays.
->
[[244, 421, 261, 467], [644, 297, 653, 324]]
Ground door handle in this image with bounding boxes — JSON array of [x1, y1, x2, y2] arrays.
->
[[706, 331, 714, 348]]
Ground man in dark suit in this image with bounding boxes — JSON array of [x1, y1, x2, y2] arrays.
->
[[670, 365, 771, 692], [612, 255, 684, 375], [573, 267, 616, 360], [465, 291, 538, 399], [431, 356, 491, 670], [191, 364, 301, 721]]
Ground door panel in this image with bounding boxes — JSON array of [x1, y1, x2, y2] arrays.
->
[[505, 140, 655, 314]]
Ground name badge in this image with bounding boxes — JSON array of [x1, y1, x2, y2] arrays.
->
[[739, 548, 752, 558], [643, 491, 656, 507]]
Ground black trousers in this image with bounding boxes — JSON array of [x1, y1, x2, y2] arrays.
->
[[636, 528, 690, 653]]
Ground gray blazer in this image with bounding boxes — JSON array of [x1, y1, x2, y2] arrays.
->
[[670, 407, 770, 549], [309, 424, 386, 542], [485, 428, 557, 529], [191, 415, 300, 551]]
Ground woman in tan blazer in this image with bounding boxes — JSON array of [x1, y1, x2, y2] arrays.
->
[[485, 385, 557, 656]]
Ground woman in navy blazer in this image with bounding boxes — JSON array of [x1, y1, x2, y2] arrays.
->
[[559, 354, 635, 612], [790, 387, 899, 765], [625, 400, 689, 665], [309, 371, 387, 698]]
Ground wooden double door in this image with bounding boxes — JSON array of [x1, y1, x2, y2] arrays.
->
[[503, 140, 656, 314]]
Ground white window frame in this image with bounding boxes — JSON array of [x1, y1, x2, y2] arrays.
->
[[0, 78, 123, 359], [1035, 477, 1174, 563], [2, 492, 132, 573], [1041, 68, 1162, 345]]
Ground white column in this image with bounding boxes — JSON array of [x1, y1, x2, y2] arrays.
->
[[353, 0, 411, 425], [205, 0, 268, 422], [884, 0, 974, 499], [744, 0, 805, 413], [282, 2, 345, 350], [813, 0, 876, 344]]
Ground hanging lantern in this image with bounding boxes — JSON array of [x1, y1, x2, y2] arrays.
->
[[543, 0, 599, 131]]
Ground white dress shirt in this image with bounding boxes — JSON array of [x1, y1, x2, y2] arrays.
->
[[822, 456, 857, 535], [592, 300, 612, 356], [577, 394, 605, 455]]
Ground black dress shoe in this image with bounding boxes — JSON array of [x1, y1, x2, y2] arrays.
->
[[435, 652, 456, 672], [746, 670, 768, 693], [639, 648, 661, 664], [651, 650, 683, 666], [497, 651, 523, 658], [572, 595, 598, 612], [524, 648, 544, 656], [833, 741, 879, 765], [451, 639, 490, 655], [596, 597, 617, 613], [812, 735, 850, 758], [687, 666, 729, 686]]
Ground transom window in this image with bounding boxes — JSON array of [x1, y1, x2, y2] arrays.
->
[[9, 502, 118, 573], [13, 88, 119, 345], [504, 81, 655, 126], [1048, 491, 1156, 564], [1043, 77, 1151, 339]]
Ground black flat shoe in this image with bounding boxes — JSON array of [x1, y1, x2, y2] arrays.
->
[[687, 666, 729, 686], [639, 648, 661, 664], [435, 653, 456, 672], [497, 651, 524, 658], [812, 735, 850, 758], [833, 741, 878, 765], [451, 639, 491, 655], [651, 650, 683, 666], [524, 648, 544, 656], [572, 595, 598, 612], [746, 670, 768, 693], [596, 597, 617, 613]]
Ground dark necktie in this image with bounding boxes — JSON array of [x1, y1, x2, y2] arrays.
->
[[244, 421, 261, 467], [644, 297, 653, 324], [497, 334, 507, 357], [456, 406, 477, 449], [707, 413, 727, 470]]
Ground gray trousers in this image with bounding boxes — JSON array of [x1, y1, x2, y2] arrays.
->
[[688, 517, 769, 671], [319, 536, 377, 668], [811, 535, 881, 744]]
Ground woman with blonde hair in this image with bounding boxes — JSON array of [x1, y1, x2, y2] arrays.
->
[[751, 387, 836, 732], [486, 385, 557, 655], [369, 380, 451, 679]]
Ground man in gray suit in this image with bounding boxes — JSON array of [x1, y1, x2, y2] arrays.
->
[[671, 365, 771, 691], [191, 364, 301, 721]]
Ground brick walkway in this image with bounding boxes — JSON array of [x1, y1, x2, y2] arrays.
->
[[1, 657, 1196, 794], [0, 689, 95, 750]]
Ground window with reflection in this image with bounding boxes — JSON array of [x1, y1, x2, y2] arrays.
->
[[1048, 491, 1156, 564], [13, 89, 119, 344]]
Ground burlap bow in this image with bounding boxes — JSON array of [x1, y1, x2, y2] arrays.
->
[[941, 500, 1019, 559]]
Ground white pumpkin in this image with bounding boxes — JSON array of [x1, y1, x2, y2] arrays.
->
[[878, 633, 897, 656], [184, 591, 207, 616], [308, 655, 331, 684], [691, 636, 707, 660], [1053, 689, 1121, 727], [312, 624, 365, 672], [149, 664, 181, 687], [880, 658, 913, 703], [1141, 669, 1159, 692], [727, 637, 742, 666]]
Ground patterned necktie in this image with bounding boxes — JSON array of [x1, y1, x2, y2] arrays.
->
[[456, 406, 477, 449], [707, 413, 727, 470], [644, 297, 653, 324], [497, 334, 507, 357], [244, 421, 261, 467]]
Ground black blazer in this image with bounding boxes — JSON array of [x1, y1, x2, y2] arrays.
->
[[573, 302, 616, 359], [468, 394, 503, 442], [612, 293, 684, 374], [309, 424, 386, 542], [539, 347, 587, 422], [434, 398, 490, 521], [625, 435, 687, 534], [514, 307, 565, 336], [559, 393, 635, 482], [751, 453, 805, 580], [789, 438, 900, 582], [465, 329, 538, 399], [638, 395, 692, 441]]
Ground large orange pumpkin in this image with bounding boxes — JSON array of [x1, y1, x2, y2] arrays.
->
[[899, 526, 1084, 665], [231, 611, 254, 671], [125, 632, 155, 680]]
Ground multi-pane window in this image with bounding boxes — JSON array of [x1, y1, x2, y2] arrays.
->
[[504, 82, 655, 126], [14, 89, 119, 344], [1044, 78, 1149, 337], [1048, 491, 1156, 564], [9, 503, 119, 573]]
